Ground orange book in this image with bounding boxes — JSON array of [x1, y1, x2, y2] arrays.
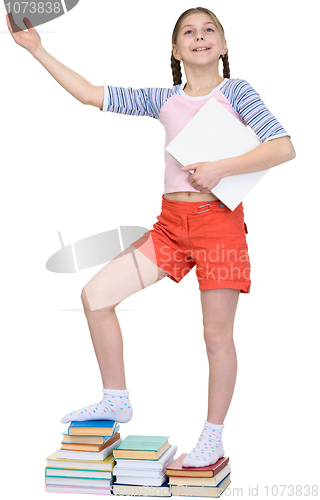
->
[[61, 432, 120, 452]]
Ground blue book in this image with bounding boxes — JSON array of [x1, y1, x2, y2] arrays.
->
[[68, 420, 116, 437]]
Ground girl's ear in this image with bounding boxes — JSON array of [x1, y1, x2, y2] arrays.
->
[[172, 44, 181, 61], [222, 39, 228, 56]]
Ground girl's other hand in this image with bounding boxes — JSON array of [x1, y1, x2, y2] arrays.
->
[[181, 161, 224, 192], [6, 12, 41, 53]]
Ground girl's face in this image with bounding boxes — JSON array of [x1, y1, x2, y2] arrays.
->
[[172, 12, 227, 68]]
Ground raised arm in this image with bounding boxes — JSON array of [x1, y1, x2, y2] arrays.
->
[[6, 13, 101, 107]]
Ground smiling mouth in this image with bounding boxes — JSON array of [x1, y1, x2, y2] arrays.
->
[[193, 48, 210, 52]]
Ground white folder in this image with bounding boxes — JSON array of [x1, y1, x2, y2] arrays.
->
[[165, 96, 266, 210]]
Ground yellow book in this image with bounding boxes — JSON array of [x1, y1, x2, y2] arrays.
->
[[62, 434, 105, 445], [45, 450, 115, 471]]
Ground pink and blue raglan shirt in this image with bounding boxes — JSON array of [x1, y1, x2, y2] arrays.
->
[[100, 78, 291, 194]]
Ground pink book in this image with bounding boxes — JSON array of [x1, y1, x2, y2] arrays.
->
[[45, 485, 112, 495]]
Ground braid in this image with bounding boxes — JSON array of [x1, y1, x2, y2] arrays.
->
[[171, 52, 182, 86], [220, 51, 230, 79]]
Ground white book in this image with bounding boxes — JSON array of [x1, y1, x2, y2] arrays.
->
[[112, 483, 170, 496], [113, 458, 174, 478], [57, 437, 122, 461], [114, 445, 177, 470], [114, 473, 167, 486], [165, 96, 265, 211]]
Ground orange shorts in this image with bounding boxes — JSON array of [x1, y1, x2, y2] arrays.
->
[[131, 195, 251, 293]]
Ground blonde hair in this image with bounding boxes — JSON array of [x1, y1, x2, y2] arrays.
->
[[171, 7, 230, 86]]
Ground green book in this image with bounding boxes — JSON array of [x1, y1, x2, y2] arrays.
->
[[113, 436, 170, 460]]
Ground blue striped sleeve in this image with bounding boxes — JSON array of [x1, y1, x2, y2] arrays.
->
[[234, 80, 291, 142], [99, 85, 177, 119]]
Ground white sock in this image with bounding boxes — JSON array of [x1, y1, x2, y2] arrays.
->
[[182, 421, 225, 467], [60, 388, 133, 424]]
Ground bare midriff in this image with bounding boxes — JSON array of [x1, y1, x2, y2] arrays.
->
[[163, 78, 226, 204], [163, 191, 219, 202]]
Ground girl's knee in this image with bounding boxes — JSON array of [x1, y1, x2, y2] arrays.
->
[[81, 287, 93, 310], [81, 286, 120, 313], [81, 287, 94, 313], [203, 324, 234, 352], [80, 287, 87, 303]]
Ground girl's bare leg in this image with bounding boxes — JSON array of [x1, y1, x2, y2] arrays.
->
[[182, 288, 240, 467], [81, 245, 169, 390], [200, 288, 240, 424], [60, 244, 169, 423], [81, 287, 128, 390]]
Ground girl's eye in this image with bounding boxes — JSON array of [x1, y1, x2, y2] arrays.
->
[[184, 28, 214, 35]]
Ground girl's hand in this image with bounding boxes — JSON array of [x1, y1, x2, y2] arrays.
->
[[180, 161, 223, 192], [6, 12, 42, 53]]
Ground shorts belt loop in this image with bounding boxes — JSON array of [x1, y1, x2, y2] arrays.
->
[[197, 203, 211, 214]]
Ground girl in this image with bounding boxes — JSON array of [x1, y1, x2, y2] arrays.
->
[[6, 7, 295, 467]]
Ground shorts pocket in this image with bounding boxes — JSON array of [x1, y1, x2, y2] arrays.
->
[[221, 209, 246, 235]]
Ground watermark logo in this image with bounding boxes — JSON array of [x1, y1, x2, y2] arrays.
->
[[46, 226, 150, 273], [46, 226, 159, 312], [5, 1, 80, 33], [111, 482, 231, 497]]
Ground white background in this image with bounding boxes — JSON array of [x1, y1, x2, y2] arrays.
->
[[1, 0, 319, 498]]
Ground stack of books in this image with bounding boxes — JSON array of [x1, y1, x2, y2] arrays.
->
[[45, 419, 122, 495], [165, 453, 231, 498], [112, 435, 177, 497]]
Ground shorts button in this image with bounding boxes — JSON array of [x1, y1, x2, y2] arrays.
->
[[220, 203, 225, 208]]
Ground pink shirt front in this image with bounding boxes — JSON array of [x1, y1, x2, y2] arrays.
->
[[159, 83, 246, 193], [100, 78, 291, 194]]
